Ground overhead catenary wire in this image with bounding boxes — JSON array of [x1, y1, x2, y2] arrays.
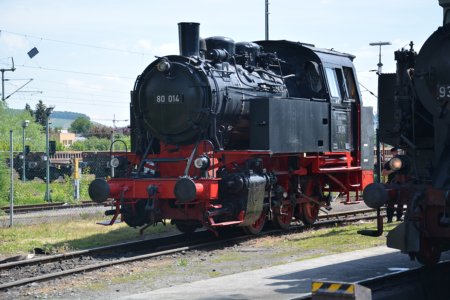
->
[[10, 96, 128, 107], [40, 95, 127, 104], [6, 82, 128, 99], [0, 29, 152, 57], [4, 81, 129, 101], [359, 82, 377, 98], [0, 30, 149, 115], [18, 64, 136, 80], [35, 79, 129, 94]]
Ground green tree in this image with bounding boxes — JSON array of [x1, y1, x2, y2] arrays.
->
[[34, 100, 47, 127], [0, 152, 9, 201], [70, 137, 111, 151], [69, 117, 92, 135], [88, 124, 112, 139], [0, 101, 46, 151], [25, 103, 34, 118]]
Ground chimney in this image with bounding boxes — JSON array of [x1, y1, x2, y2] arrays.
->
[[439, 0, 450, 25], [178, 22, 200, 57]]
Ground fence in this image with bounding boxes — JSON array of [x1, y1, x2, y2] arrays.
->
[[0, 149, 107, 228]]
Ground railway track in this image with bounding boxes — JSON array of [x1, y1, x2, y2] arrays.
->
[[0, 201, 101, 214], [0, 208, 382, 291]]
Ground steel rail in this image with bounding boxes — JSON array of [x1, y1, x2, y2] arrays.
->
[[0, 207, 383, 290], [0, 201, 100, 214], [0, 207, 380, 270]]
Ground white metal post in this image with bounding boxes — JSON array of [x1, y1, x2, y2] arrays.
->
[[44, 107, 53, 202], [73, 158, 80, 200], [21, 120, 29, 182], [22, 126, 25, 182], [9, 130, 14, 227], [111, 129, 115, 178], [45, 116, 50, 202]]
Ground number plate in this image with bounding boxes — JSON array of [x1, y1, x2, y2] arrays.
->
[[437, 84, 450, 101], [155, 94, 184, 104]]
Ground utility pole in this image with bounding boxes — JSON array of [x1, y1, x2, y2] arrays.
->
[[110, 114, 128, 177], [44, 107, 54, 202], [21, 120, 30, 182], [369, 42, 390, 182], [9, 130, 14, 227], [265, 0, 269, 40], [1, 58, 16, 101], [369, 41, 391, 75], [1, 57, 36, 101]]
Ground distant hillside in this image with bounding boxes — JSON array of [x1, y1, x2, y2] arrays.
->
[[10, 108, 89, 129], [51, 111, 89, 129], [52, 111, 88, 120]]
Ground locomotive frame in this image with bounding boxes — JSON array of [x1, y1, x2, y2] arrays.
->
[[89, 23, 374, 235]]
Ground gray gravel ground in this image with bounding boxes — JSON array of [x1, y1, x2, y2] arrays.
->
[[0, 198, 373, 299]]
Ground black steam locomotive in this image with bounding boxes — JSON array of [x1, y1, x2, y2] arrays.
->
[[362, 0, 450, 264], [13, 152, 73, 182], [89, 23, 373, 234]]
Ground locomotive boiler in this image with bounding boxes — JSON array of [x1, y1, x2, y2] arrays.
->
[[362, 0, 450, 265], [89, 22, 373, 235]]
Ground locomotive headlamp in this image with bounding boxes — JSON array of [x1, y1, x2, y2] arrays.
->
[[389, 157, 403, 171], [156, 59, 171, 72], [110, 157, 120, 168], [194, 156, 210, 169]]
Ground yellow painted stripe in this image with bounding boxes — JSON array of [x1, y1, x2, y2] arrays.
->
[[346, 285, 355, 294], [311, 282, 323, 292], [327, 283, 342, 292], [312, 282, 356, 295]]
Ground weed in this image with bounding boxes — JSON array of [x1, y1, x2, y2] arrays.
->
[[177, 257, 188, 267], [208, 270, 221, 277], [79, 212, 94, 220]]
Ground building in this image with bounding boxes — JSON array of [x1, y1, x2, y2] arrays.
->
[[54, 129, 76, 147]]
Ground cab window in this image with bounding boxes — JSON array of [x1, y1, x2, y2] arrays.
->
[[325, 67, 341, 103], [343, 67, 359, 102], [335, 68, 348, 101]]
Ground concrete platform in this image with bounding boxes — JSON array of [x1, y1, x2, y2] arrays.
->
[[121, 246, 449, 300]]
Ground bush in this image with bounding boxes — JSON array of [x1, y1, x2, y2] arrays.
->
[[70, 137, 111, 151], [0, 152, 10, 203]]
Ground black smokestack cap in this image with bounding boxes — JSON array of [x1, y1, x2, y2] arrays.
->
[[178, 22, 200, 57]]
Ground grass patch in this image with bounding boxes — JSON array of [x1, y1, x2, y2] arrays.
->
[[0, 215, 174, 256], [0, 174, 94, 207], [208, 270, 222, 277], [84, 260, 178, 291], [177, 257, 188, 267], [211, 252, 247, 263], [259, 222, 399, 261]]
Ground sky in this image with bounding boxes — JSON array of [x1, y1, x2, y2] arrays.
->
[[0, 0, 443, 127]]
